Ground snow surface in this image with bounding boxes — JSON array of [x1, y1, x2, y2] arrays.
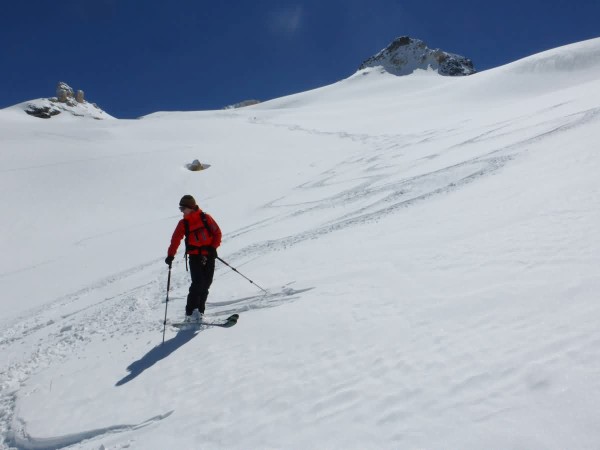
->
[[1, 37, 600, 449]]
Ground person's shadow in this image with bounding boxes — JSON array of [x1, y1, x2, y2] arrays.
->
[[116, 329, 198, 386]]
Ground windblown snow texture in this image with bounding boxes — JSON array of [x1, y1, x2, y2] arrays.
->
[[1, 37, 600, 449]]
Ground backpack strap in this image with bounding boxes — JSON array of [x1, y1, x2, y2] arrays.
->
[[183, 219, 190, 253], [182, 219, 190, 272], [200, 211, 213, 238]]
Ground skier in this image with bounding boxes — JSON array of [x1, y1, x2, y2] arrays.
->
[[165, 195, 222, 322]]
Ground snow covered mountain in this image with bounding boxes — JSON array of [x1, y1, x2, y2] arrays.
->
[[1, 37, 600, 449], [5, 82, 113, 120], [358, 36, 476, 76]]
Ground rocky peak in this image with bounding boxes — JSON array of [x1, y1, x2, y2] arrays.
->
[[358, 36, 476, 77], [55, 82, 86, 106], [22, 82, 112, 119]]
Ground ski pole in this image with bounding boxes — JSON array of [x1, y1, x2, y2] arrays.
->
[[162, 265, 172, 344], [216, 256, 268, 294]]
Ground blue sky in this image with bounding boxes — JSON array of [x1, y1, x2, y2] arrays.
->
[[1, 0, 599, 118]]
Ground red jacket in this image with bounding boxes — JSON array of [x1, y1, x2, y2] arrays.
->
[[167, 209, 222, 257]]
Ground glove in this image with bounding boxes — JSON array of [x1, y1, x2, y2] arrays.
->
[[165, 255, 174, 267], [207, 247, 218, 258]]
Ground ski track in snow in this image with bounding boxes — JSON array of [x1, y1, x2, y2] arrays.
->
[[227, 104, 600, 262], [1, 101, 599, 449], [8, 411, 174, 450], [0, 259, 306, 448]]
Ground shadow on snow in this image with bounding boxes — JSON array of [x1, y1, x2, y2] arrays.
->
[[116, 285, 314, 387], [115, 329, 198, 386]]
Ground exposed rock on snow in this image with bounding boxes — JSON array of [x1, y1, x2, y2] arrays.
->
[[23, 103, 62, 119], [187, 159, 204, 171], [185, 159, 211, 171], [19, 82, 113, 120], [358, 36, 476, 76], [56, 81, 76, 105], [223, 99, 261, 109]]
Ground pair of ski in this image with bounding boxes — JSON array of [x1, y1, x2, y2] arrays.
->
[[170, 313, 239, 329]]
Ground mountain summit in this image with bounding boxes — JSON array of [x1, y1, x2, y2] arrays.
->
[[8, 82, 113, 120], [358, 36, 476, 76]]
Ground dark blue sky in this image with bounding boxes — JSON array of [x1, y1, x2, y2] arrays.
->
[[2, 0, 599, 118]]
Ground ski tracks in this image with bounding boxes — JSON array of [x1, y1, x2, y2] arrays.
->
[[0, 263, 164, 450], [1, 103, 598, 449], [8, 411, 174, 450], [227, 104, 600, 263], [0, 261, 308, 449], [207, 284, 314, 317]]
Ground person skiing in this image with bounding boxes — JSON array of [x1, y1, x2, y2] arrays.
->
[[165, 195, 222, 322]]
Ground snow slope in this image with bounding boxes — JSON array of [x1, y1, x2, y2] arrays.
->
[[1, 37, 600, 449]]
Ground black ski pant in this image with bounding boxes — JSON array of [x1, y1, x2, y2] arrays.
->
[[186, 254, 215, 316]]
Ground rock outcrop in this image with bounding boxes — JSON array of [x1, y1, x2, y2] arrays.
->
[[23, 82, 112, 119], [223, 99, 261, 110], [185, 159, 211, 171], [56, 82, 75, 104], [358, 36, 476, 76]]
